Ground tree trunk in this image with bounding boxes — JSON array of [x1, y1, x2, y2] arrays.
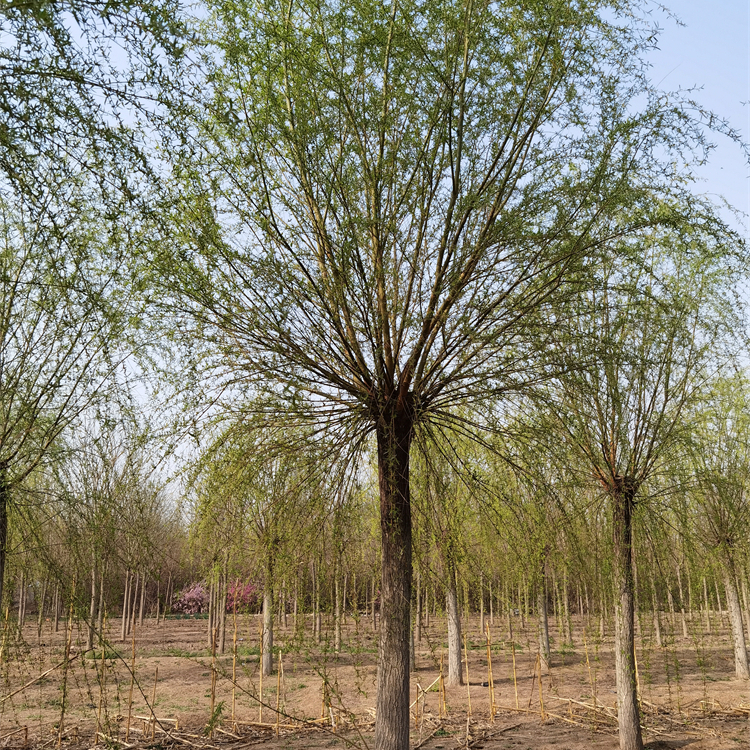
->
[[538, 571, 551, 673], [479, 572, 485, 638], [86, 564, 97, 651], [612, 489, 643, 750], [97, 566, 105, 635], [415, 568, 422, 643], [121, 570, 130, 642], [724, 572, 749, 679], [0, 465, 8, 611], [373, 408, 413, 750], [703, 576, 712, 634], [334, 568, 342, 653], [741, 577, 750, 650], [446, 573, 463, 686], [37, 577, 48, 637], [53, 582, 60, 633], [138, 572, 146, 627], [676, 563, 688, 639], [563, 570, 572, 643], [262, 586, 274, 676]]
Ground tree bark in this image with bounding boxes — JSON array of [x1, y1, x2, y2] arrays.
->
[[538, 569, 551, 673], [446, 572, 463, 686], [415, 569, 422, 643], [612, 489, 644, 750], [262, 586, 274, 676], [723, 572, 749, 679], [86, 564, 97, 651], [121, 570, 130, 642], [373, 407, 413, 750], [334, 567, 342, 653], [0, 464, 8, 611]]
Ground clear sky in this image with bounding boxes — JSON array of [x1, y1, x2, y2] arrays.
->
[[647, 1, 749, 234]]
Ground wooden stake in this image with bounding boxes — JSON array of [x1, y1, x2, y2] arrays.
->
[[511, 635, 519, 709], [125, 625, 136, 742], [275, 652, 282, 736], [439, 652, 446, 718], [486, 622, 496, 721], [151, 667, 159, 739], [96, 616, 107, 738], [57, 598, 74, 748], [232, 609, 238, 724], [210, 627, 217, 738], [463, 632, 472, 716], [258, 616, 263, 723], [537, 653, 546, 721], [583, 629, 597, 729]]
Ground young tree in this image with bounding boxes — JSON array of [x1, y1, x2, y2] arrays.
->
[[0, 182, 139, 606], [688, 373, 750, 679], [160, 2, 732, 746], [540, 211, 743, 750]]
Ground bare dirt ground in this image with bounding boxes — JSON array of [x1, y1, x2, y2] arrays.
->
[[0, 610, 748, 748]]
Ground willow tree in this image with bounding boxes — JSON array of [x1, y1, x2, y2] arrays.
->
[[161, 1, 726, 746], [688, 374, 750, 680], [540, 209, 743, 750]]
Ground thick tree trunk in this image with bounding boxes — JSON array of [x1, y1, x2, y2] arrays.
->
[[373, 408, 413, 750], [723, 572, 749, 679], [612, 489, 643, 750], [446, 571, 463, 686]]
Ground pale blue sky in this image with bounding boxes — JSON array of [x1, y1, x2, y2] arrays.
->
[[647, 1, 749, 232]]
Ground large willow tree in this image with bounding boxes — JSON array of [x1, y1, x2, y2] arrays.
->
[[161, 1, 727, 747]]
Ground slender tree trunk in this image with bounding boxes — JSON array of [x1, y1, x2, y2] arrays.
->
[[97, 566, 105, 635], [479, 571, 485, 637], [0, 465, 8, 611], [651, 572, 662, 648], [446, 572, 463, 686], [538, 569, 551, 672], [18, 570, 25, 630], [37, 577, 48, 637], [489, 579, 494, 626], [334, 567, 342, 653], [612, 489, 643, 750], [129, 572, 138, 635], [371, 576, 377, 632], [373, 409, 413, 750], [724, 571, 749, 679], [262, 586, 274, 676], [703, 576, 712, 634], [208, 579, 215, 647], [86, 564, 97, 651], [676, 563, 688, 639], [415, 568, 422, 643], [138, 572, 146, 627], [121, 570, 130, 642], [563, 569, 572, 643], [715, 578, 724, 626], [53, 582, 60, 633]]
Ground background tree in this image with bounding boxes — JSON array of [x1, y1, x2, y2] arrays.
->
[[688, 373, 750, 679], [540, 207, 744, 750]]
